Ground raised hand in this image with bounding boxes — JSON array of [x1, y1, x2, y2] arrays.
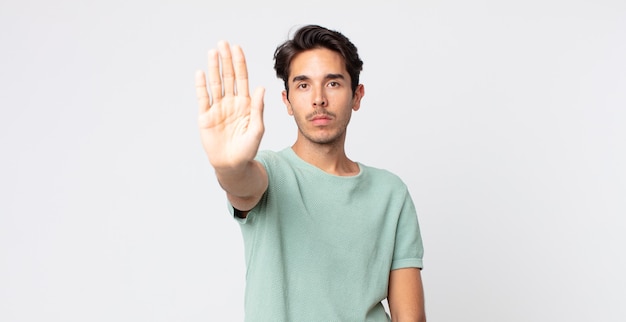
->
[[195, 41, 265, 173]]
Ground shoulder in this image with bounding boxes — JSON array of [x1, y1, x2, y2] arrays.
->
[[360, 163, 407, 188], [255, 149, 291, 168], [255, 149, 280, 161]]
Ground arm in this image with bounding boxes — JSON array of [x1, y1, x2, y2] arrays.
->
[[195, 41, 268, 212], [388, 267, 426, 322]]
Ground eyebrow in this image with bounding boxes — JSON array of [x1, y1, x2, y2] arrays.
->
[[291, 73, 345, 83]]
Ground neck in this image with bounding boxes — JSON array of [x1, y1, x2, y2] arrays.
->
[[291, 137, 359, 177]]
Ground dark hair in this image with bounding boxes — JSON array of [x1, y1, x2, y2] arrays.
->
[[274, 25, 364, 96]]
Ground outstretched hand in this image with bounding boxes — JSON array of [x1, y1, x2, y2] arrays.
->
[[195, 41, 265, 172]]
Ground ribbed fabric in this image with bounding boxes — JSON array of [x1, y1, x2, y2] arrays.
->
[[228, 148, 424, 322]]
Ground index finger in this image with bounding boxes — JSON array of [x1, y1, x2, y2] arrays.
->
[[232, 45, 249, 97]]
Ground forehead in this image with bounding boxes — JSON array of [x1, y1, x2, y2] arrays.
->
[[289, 48, 348, 79]]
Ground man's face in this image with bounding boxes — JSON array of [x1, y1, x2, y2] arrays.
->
[[282, 48, 364, 145]]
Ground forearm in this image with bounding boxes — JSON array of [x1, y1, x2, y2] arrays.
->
[[215, 160, 268, 211]]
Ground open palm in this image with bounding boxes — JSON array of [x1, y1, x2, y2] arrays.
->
[[195, 41, 265, 171]]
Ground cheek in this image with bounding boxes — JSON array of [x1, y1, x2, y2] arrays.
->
[[329, 91, 352, 103], [288, 94, 310, 111]]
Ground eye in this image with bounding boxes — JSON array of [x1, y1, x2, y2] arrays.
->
[[297, 83, 308, 89], [328, 81, 340, 88]]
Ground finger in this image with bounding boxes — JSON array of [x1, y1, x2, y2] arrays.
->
[[195, 70, 210, 112], [232, 45, 249, 97], [207, 48, 222, 103], [218, 41, 235, 96]]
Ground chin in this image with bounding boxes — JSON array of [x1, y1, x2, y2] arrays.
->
[[308, 133, 343, 145], [299, 127, 346, 145]]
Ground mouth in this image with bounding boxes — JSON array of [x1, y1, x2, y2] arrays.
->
[[311, 115, 331, 121], [310, 114, 333, 126], [308, 111, 335, 121]]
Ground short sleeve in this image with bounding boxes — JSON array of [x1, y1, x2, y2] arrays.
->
[[390, 188, 424, 270]]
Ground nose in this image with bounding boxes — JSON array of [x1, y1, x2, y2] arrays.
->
[[312, 88, 327, 107]]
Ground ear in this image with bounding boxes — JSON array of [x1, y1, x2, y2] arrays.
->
[[282, 90, 294, 115], [352, 84, 365, 111]]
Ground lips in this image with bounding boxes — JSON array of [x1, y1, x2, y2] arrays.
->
[[310, 114, 332, 126], [311, 115, 331, 121], [308, 111, 334, 120]]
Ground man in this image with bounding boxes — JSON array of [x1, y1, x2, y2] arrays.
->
[[195, 25, 425, 322]]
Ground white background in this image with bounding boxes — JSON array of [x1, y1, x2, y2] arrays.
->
[[1, 0, 625, 321]]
